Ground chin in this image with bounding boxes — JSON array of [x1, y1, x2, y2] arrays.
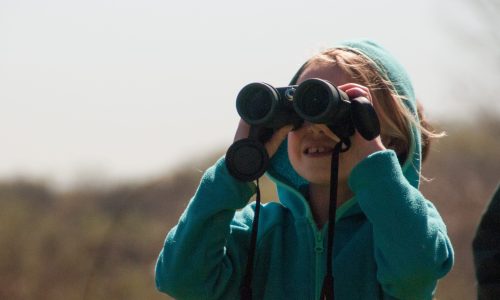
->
[[301, 173, 331, 185], [301, 169, 350, 185]]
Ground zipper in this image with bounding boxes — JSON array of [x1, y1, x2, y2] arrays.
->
[[266, 172, 357, 299], [268, 173, 327, 299]]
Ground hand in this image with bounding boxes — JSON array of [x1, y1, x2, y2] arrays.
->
[[233, 119, 293, 158], [337, 83, 386, 164]]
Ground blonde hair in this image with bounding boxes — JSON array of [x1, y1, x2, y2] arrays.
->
[[295, 48, 443, 164]]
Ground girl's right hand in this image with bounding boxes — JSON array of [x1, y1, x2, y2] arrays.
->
[[233, 119, 293, 158]]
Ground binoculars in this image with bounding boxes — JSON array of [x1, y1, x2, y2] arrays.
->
[[226, 78, 380, 181]]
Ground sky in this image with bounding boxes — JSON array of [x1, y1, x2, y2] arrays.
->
[[1, 0, 498, 189]]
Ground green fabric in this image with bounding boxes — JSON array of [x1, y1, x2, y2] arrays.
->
[[155, 40, 454, 299], [337, 39, 422, 189]]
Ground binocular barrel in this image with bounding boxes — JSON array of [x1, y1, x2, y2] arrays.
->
[[236, 79, 351, 125], [236, 82, 299, 129], [226, 78, 380, 182], [293, 79, 351, 123], [236, 78, 353, 139]]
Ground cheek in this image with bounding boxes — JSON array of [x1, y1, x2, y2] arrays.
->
[[287, 132, 302, 168]]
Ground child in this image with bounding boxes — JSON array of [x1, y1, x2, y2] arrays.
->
[[155, 39, 454, 299]]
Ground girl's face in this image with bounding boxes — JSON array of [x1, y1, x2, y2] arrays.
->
[[288, 62, 358, 185], [287, 121, 340, 185]]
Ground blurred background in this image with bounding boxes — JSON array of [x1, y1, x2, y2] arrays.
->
[[1, 0, 499, 299]]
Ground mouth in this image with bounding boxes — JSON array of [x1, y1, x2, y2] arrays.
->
[[303, 146, 334, 157]]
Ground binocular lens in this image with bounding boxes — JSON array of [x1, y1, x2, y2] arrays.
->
[[293, 79, 337, 122], [295, 84, 330, 117], [237, 83, 277, 125]]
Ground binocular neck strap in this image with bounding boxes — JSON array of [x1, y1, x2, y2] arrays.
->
[[241, 141, 345, 300], [321, 141, 344, 300], [241, 179, 261, 300]]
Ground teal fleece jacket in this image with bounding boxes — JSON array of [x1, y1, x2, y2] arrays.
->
[[155, 40, 454, 299]]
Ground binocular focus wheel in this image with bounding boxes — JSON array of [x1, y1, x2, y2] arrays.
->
[[226, 138, 269, 182]]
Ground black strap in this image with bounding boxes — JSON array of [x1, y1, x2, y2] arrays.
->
[[241, 179, 261, 300], [242, 140, 346, 300], [320, 142, 343, 300]]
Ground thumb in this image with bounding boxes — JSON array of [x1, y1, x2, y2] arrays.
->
[[265, 125, 293, 158]]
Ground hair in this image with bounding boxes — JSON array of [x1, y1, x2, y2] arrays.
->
[[290, 48, 444, 164]]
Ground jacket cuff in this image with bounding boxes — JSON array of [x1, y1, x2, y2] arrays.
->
[[194, 156, 257, 210], [348, 150, 405, 193]]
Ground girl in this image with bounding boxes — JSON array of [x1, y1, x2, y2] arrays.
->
[[155, 39, 454, 299]]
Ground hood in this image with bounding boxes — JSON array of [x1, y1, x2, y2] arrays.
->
[[265, 39, 422, 220]]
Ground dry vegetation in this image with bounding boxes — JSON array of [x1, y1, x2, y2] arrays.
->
[[0, 115, 498, 300]]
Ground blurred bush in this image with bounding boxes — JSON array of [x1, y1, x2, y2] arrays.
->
[[0, 115, 498, 300]]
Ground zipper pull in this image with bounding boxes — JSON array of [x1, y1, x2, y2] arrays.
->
[[315, 232, 324, 253]]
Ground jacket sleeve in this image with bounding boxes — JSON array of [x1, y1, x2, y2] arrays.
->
[[473, 184, 500, 299], [155, 156, 257, 300], [348, 150, 454, 300]]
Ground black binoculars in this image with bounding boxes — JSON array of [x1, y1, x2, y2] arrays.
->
[[226, 78, 380, 182]]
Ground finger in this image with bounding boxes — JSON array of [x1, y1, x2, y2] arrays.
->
[[337, 83, 370, 93], [265, 125, 293, 157], [337, 83, 372, 101], [344, 87, 372, 102]]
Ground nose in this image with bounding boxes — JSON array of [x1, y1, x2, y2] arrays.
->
[[301, 122, 340, 143], [303, 121, 325, 134]]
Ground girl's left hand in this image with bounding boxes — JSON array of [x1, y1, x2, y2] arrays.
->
[[337, 83, 386, 165]]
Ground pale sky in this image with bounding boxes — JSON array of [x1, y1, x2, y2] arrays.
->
[[1, 0, 498, 188]]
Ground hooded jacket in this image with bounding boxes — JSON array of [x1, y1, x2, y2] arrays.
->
[[155, 40, 454, 300]]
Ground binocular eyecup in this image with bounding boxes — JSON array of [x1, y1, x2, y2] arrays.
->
[[227, 78, 380, 182]]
